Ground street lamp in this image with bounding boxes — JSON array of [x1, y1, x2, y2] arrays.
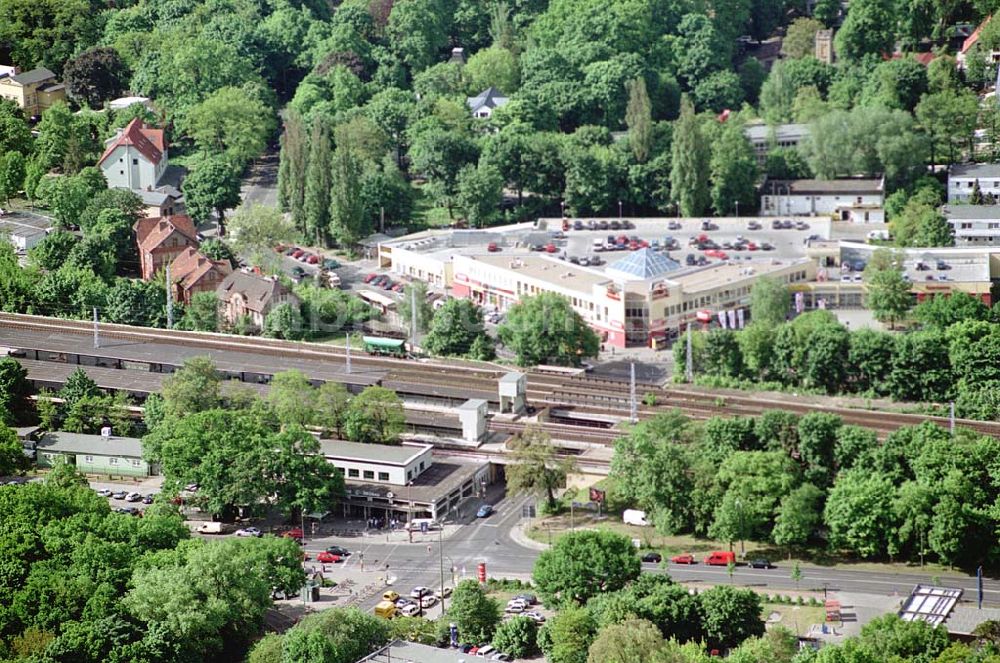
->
[[407, 480, 414, 544], [734, 200, 739, 219], [735, 498, 745, 557], [560, 200, 566, 218], [438, 527, 457, 612], [618, 200, 623, 219]]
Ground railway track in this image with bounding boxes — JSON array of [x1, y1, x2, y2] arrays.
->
[[5, 312, 1000, 440]]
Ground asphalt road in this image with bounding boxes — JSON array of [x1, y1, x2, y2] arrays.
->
[[303, 489, 1000, 610]]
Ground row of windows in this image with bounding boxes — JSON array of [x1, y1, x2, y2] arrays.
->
[[957, 222, 1000, 229], [334, 466, 391, 481], [43, 453, 141, 467]]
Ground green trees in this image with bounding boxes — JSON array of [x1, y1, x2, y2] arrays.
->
[[833, 0, 897, 61], [698, 586, 765, 649], [539, 605, 597, 663], [263, 302, 304, 340], [226, 203, 297, 272], [160, 356, 222, 417], [303, 118, 333, 246], [0, 357, 32, 425], [709, 120, 757, 216], [670, 96, 709, 216], [0, 424, 29, 475], [493, 615, 538, 659], [824, 469, 896, 557], [329, 141, 368, 246], [533, 530, 641, 606], [772, 483, 824, 550], [506, 427, 575, 510], [455, 162, 504, 228], [182, 157, 242, 236], [448, 580, 502, 644], [343, 386, 405, 444], [625, 78, 653, 163], [863, 252, 912, 329], [183, 86, 276, 169], [424, 299, 486, 357], [587, 618, 663, 663], [749, 277, 789, 326], [497, 292, 599, 367]]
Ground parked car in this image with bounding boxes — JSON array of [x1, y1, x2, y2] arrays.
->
[[282, 527, 304, 541], [771, 219, 783, 229], [291, 249, 304, 259], [760, 242, 774, 250], [505, 600, 526, 613], [670, 554, 696, 564], [610, 220, 621, 230], [382, 591, 400, 603], [197, 522, 227, 534], [573, 220, 583, 230], [704, 551, 737, 566], [487, 242, 500, 252], [513, 593, 537, 605], [125, 491, 143, 502], [185, 483, 200, 492], [96, 488, 113, 497], [284, 246, 299, 255], [667, 220, 682, 230], [307, 254, 319, 264], [326, 546, 351, 556], [364, 273, 378, 283], [749, 558, 773, 569], [410, 586, 430, 599], [317, 551, 342, 563], [235, 527, 262, 537], [435, 586, 453, 599], [685, 254, 696, 266], [523, 611, 546, 623], [936, 260, 951, 270], [641, 552, 662, 563], [111, 490, 128, 499], [400, 604, 421, 617], [747, 221, 761, 230], [322, 258, 340, 269], [476, 504, 494, 518], [545, 244, 557, 253], [598, 220, 610, 230], [420, 595, 438, 608], [291, 266, 306, 279]]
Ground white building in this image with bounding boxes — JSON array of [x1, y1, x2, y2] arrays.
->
[[760, 178, 885, 222], [743, 123, 810, 166], [466, 87, 509, 119], [0, 223, 46, 253], [320, 440, 433, 486], [947, 164, 1000, 203], [97, 118, 167, 191], [942, 205, 1000, 245]]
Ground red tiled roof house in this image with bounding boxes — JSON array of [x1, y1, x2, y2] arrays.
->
[[168, 247, 232, 305], [134, 215, 198, 281], [98, 118, 168, 191]]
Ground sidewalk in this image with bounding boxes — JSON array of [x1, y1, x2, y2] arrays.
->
[[509, 521, 550, 552]]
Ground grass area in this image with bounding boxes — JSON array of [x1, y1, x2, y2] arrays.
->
[[309, 331, 351, 345], [525, 512, 959, 576], [761, 602, 826, 637], [410, 187, 456, 229]]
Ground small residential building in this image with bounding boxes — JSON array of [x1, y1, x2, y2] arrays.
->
[[449, 47, 466, 65], [743, 123, 810, 166], [35, 431, 153, 477], [815, 28, 835, 63], [942, 205, 1000, 245], [168, 246, 232, 305], [947, 163, 1000, 202], [957, 15, 1000, 70], [466, 87, 509, 119], [134, 215, 199, 280], [0, 66, 66, 117], [217, 270, 300, 330], [137, 187, 180, 218], [98, 118, 168, 191], [108, 96, 153, 112], [0, 222, 46, 253], [760, 178, 885, 222]]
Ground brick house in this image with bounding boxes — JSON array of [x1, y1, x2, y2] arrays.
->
[[134, 215, 199, 281], [217, 270, 299, 331], [168, 246, 232, 305]]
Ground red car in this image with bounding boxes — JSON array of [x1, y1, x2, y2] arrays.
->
[[392, 282, 404, 292], [747, 242, 758, 251], [291, 249, 305, 259], [704, 249, 729, 260], [282, 527, 304, 541], [364, 273, 378, 283], [307, 254, 319, 264], [487, 242, 499, 252], [628, 241, 640, 251], [545, 244, 557, 253], [671, 554, 696, 564], [316, 551, 341, 563]]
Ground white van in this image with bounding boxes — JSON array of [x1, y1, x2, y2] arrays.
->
[[476, 645, 495, 657], [196, 522, 228, 534], [406, 518, 441, 531], [623, 509, 650, 527]]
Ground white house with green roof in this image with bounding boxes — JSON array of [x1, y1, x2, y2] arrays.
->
[[36, 431, 153, 477]]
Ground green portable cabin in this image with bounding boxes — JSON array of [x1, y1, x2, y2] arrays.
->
[[362, 336, 406, 357], [36, 431, 153, 478]]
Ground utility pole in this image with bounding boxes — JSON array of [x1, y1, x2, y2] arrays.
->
[[346, 333, 352, 374], [165, 263, 173, 329], [438, 528, 446, 613], [685, 325, 693, 382], [950, 401, 955, 436], [629, 362, 637, 423], [93, 308, 100, 349], [410, 285, 417, 351], [380, 206, 385, 233]]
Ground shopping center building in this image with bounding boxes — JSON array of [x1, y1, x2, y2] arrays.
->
[[378, 223, 815, 348]]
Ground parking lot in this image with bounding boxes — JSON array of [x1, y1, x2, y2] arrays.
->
[[550, 216, 832, 265]]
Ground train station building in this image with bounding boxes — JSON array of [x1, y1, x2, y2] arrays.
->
[[320, 440, 492, 523]]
